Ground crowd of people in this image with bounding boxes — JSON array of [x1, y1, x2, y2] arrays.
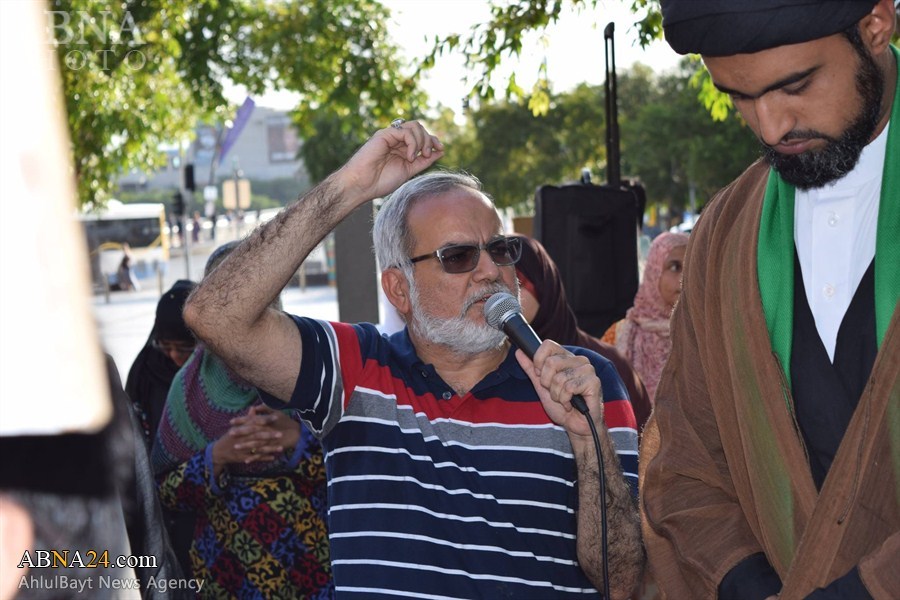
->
[[3, 1, 897, 599]]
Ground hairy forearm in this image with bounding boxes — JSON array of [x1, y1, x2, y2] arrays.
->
[[185, 174, 356, 349], [573, 429, 645, 599]]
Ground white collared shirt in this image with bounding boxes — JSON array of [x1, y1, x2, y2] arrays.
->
[[794, 124, 888, 362]]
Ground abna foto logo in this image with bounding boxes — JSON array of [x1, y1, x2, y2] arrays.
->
[[45, 10, 146, 71]]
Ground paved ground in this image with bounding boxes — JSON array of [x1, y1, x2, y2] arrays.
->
[[93, 215, 344, 378], [93, 281, 339, 380]]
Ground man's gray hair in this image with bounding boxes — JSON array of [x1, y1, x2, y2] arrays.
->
[[373, 170, 493, 275]]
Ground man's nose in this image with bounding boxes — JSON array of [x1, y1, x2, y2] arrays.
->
[[472, 247, 501, 280], [753, 95, 795, 147]]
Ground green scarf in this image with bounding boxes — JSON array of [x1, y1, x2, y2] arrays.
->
[[758, 45, 900, 395]]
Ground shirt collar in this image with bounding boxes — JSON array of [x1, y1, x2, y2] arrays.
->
[[390, 327, 528, 382], [816, 121, 890, 196]]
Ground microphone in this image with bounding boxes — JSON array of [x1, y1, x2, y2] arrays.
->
[[486, 291, 610, 598], [484, 292, 541, 357], [484, 292, 589, 414]]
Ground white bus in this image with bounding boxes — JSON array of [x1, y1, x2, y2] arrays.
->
[[79, 200, 169, 291]]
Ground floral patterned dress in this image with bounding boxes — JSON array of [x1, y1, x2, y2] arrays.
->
[[156, 429, 332, 599], [152, 346, 332, 599]]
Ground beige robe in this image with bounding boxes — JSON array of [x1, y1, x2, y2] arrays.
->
[[640, 160, 899, 599]]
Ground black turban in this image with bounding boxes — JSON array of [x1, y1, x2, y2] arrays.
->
[[661, 0, 878, 56]]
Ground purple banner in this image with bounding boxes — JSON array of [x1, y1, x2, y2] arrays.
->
[[217, 96, 255, 164]]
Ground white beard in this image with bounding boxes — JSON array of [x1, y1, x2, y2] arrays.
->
[[407, 278, 517, 356]]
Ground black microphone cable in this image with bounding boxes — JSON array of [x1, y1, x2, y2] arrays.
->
[[484, 293, 611, 599]]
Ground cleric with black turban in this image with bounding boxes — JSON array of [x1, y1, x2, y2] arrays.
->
[[662, 0, 880, 56], [640, 1, 899, 599]]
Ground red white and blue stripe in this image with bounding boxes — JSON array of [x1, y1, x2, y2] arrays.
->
[[265, 317, 639, 599]]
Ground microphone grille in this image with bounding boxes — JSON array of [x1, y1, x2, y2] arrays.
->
[[484, 292, 521, 330]]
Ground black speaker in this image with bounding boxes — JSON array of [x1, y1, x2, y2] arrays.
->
[[533, 183, 640, 337], [184, 163, 196, 192]]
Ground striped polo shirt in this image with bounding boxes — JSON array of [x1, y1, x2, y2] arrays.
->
[[275, 316, 639, 599]]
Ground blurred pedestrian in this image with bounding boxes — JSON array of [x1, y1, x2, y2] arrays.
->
[[191, 211, 201, 244], [603, 232, 688, 402], [151, 242, 333, 599], [206, 202, 217, 241], [115, 244, 140, 292]]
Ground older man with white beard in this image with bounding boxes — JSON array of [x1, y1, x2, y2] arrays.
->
[[184, 121, 644, 599]]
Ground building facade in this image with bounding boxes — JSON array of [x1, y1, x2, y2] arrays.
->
[[117, 106, 310, 193]]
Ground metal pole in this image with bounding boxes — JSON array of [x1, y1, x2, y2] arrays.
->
[[181, 210, 191, 279], [180, 141, 191, 280], [334, 204, 379, 324], [233, 159, 243, 238], [604, 22, 621, 187]]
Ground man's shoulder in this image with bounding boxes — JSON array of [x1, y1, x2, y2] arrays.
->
[[704, 159, 768, 221], [286, 316, 385, 346], [566, 344, 612, 367], [564, 345, 620, 380], [565, 345, 630, 398]]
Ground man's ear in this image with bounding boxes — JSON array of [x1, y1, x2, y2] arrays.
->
[[861, 0, 896, 55], [382, 268, 411, 317]]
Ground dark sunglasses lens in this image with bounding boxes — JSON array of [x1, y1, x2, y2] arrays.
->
[[439, 245, 479, 273], [488, 238, 520, 265]]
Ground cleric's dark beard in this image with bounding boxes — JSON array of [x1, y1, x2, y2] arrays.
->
[[763, 44, 883, 190]]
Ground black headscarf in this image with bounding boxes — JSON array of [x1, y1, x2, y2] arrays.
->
[[514, 235, 653, 434], [661, 0, 878, 56], [125, 279, 197, 445], [151, 279, 197, 342]]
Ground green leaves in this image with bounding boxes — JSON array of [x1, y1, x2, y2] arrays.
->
[[621, 60, 758, 214], [691, 67, 733, 122], [425, 0, 664, 107], [53, 0, 423, 206], [436, 59, 758, 218], [436, 81, 607, 210]]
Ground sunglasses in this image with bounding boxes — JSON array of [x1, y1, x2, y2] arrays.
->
[[409, 236, 522, 274]]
